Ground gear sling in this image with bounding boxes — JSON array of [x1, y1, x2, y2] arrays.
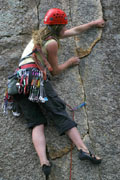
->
[[15, 44, 53, 103], [3, 41, 54, 113]]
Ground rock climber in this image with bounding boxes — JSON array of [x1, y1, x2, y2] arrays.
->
[[12, 8, 105, 177]]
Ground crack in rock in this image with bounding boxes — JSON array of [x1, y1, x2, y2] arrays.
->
[[35, 0, 41, 29], [75, 33, 102, 58], [78, 69, 90, 137]]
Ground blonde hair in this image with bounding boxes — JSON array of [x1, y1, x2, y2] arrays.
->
[[32, 25, 64, 47]]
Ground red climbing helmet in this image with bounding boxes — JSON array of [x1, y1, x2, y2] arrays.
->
[[44, 8, 68, 25]]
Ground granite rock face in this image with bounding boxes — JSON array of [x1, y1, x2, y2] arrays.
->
[[0, 0, 120, 180]]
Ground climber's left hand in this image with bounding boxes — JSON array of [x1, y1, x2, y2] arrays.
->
[[94, 19, 105, 28]]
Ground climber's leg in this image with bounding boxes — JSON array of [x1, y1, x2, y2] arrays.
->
[[66, 127, 88, 152], [66, 127, 101, 161], [32, 124, 50, 166]]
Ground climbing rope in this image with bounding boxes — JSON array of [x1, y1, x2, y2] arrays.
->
[[66, 102, 86, 180], [66, 103, 74, 180]]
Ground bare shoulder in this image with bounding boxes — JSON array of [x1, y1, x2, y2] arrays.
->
[[46, 39, 58, 53]]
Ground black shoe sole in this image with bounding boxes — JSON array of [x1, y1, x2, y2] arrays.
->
[[79, 149, 102, 164]]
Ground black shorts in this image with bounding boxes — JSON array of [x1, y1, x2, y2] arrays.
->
[[13, 80, 77, 135]]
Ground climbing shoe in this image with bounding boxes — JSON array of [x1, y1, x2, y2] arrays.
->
[[12, 111, 21, 117], [79, 149, 102, 164], [12, 102, 21, 117], [42, 164, 52, 177]]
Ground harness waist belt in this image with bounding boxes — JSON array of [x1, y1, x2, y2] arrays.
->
[[19, 64, 38, 69]]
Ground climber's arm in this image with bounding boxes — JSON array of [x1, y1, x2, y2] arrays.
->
[[60, 19, 105, 38], [46, 40, 80, 76]]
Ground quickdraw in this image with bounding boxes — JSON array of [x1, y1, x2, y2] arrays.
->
[[16, 69, 30, 95], [28, 68, 48, 103], [3, 91, 13, 114]]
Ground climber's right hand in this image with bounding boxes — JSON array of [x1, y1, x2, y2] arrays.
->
[[68, 57, 80, 66]]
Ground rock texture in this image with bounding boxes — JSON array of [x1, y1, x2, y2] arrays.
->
[[0, 0, 120, 180]]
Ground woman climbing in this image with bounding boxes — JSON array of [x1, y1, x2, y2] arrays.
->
[[12, 8, 105, 177]]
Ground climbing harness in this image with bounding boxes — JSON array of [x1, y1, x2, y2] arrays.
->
[[3, 42, 51, 113], [3, 36, 58, 114]]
